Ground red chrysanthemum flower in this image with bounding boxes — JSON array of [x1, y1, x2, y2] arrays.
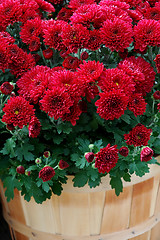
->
[[100, 18, 133, 52], [153, 91, 160, 100], [43, 20, 68, 51], [77, 60, 104, 83], [2, 96, 35, 129], [118, 0, 141, 8], [140, 147, 154, 162], [0, 0, 23, 31], [68, 0, 95, 10], [28, 36, 41, 52], [61, 24, 89, 53], [62, 56, 82, 71], [0, 82, 14, 95], [61, 101, 82, 125], [39, 166, 55, 182], [95, 89, 129, 120], [34, 0, 55, 12], [56, 7, 73, 21], [42, 48, 53, 59], [124, 124, 152, 147], [128, 93, 147, 117], [98, 68, 135, 94], [134, 19, 160, 52], [48, 0, 64, 4], [95, 144, 119, 173], [70, 4, 106, 29], [143, 5, 160, 21], [127, 9, 143, 22], [7, 44, 36, 77], [158, 103, 160, 112], [20, 18, 42, 45], [100, 3, 132, 24], [40, 87, 74, 119], [28, 116, 41, 138], [17, 65, 51, 104], [83, 29, 102, 51], [0, 31, 15, 45], [0, 42, 10, 72], [119, 146, 129, 157], [48, 70, 84, 99], [58, 159, 69, 169], [118, 56, 155, 96], [154, 54, 160, 73]]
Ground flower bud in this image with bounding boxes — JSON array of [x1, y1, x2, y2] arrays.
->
[[35, 158, 42, 164], [89, 144, 94, 150], [140, 147, 154, 162], [6, 123, 15, 131], [119, 146, 129, 157], [16, 165, 25, 174], [25, 170, 31, 176], [153, 91, 160, 100], [43, 48, 53, 59], [92, 162, 96, 169], [43, 151, 50, 158], [0, 82, 14, 95], [58, 159, 69, 169], [85, 152, 94, 163], [80, 51, 89, 60]]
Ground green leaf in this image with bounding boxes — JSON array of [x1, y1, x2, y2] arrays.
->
[[77, 138, 90, 153], [71, 154, 89, 169], [121, 114, 131, 124], [3, 177, 21, 201], [51, 182, 63, 196], [73, 172, 88, 187], [15, 141, 34, 161], [42, 182, 50, 193], [53, 135, 64, 144], [129, 161, 149, 177], [110, 177, 123, 196], [87, 167, 99, 181], [123, 173, 131, 182], [0, 138, 16, 158], [56, 122, 72, 134], [88, 177, 101, 188]]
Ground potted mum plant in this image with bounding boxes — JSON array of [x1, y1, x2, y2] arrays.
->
[[0, 0, 160, 239]]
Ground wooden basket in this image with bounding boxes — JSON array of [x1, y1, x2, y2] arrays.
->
[[1, 156, 160, 240]]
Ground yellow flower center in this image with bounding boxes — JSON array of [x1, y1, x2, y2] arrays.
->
[[15, 110, 19, 115]]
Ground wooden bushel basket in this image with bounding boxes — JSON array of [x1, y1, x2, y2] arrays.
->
[[1, 156, 160, 240]]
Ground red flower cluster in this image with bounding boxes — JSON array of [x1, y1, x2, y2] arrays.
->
[[95, 144, 119, 173], [39, 166, 55, 182], [2, 96, 35, 129], [124, 124, 152, 147]]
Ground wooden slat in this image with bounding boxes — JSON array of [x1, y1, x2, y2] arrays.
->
[[129, 178, 154, 240], [20, 195, 59, 235], [3, 209, 160, 240], [88, 191, 106, 235], [6, 189, 28, 240], [101, 186, 133, 234], [150, 176, 160, 240], [58, 192, 90, 236]]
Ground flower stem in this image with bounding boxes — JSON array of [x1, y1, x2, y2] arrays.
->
[[40, 47, 48, 66]]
